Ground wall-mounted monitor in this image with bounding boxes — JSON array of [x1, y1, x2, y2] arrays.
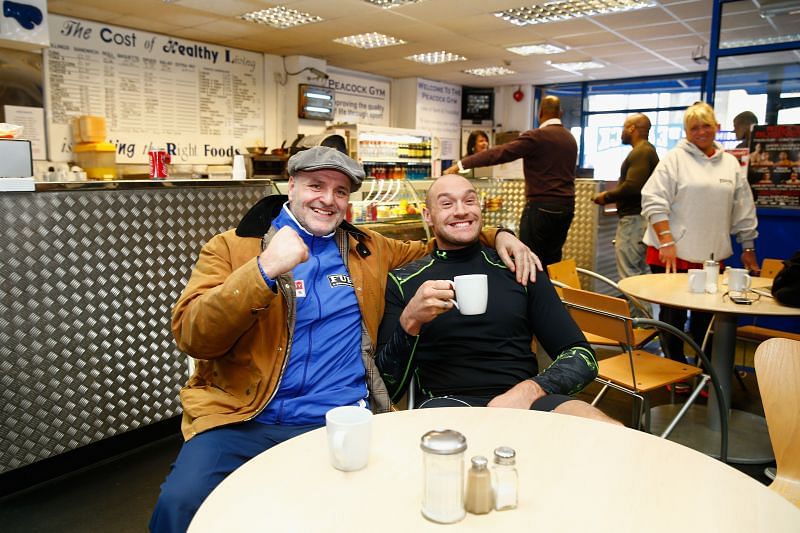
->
[[462, 87, 494, 122], [298, 84, 335, 121]]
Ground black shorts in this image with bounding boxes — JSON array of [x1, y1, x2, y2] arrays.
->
[[417, 394, 573, 412]]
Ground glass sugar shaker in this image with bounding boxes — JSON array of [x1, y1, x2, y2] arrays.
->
[[703, 256, 720, 294], [420, 429, 467, 524], [465, 455, 493, 515], [492, 446, 518, 511]]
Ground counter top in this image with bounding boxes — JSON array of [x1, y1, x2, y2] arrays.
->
[[15, 179, 272, 193]]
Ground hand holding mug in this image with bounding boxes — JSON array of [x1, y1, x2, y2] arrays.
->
[[447, 274, 488, 315], [399, 280, 456, 336]]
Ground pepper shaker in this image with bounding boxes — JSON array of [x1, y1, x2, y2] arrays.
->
[[465, 455, 493, 514], [420, 429, 467, 524]]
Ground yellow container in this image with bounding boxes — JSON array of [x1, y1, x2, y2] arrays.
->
[[78, 115, 107, 143], [74, 142, 117, 180]]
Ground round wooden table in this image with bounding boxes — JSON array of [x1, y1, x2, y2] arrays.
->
[[188, 408, 799, 532], [618, 273, 798, 463]]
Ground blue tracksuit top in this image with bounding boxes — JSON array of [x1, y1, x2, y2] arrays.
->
[[256, 205, 368, 426]]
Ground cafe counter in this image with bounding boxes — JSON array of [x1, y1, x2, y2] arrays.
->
[[0, 179, 271, 476]]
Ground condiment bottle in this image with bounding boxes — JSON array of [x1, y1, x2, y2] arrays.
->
[[420, 429, 467, 524], [465, 455, 493, 514], [492, 446, 518, 511], [704, 255, 720, 294]]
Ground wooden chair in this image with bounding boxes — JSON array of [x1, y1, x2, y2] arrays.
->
[[560, 286, 729, 460], [548, 258, 657, 349], [760, 258, 785, 280], [755, 338, 800, 508]]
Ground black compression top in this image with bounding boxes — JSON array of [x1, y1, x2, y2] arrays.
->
[[375, 241, 597, 404]]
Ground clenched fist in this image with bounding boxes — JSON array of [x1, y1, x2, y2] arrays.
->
[[258, 226, 309, 279]]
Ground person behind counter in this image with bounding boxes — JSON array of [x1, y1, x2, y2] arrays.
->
[[149, 147, 540, 532], [375, 174, 620, 425], [444, 96, 577, 267], [641, 102, 759, 367], [466, 130, 490, 155]]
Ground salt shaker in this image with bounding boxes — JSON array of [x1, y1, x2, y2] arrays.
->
[[420, 429, 467, 524], [465, 455, 493, 514], [704, 256, 720, 294], [492, 446, 518, 511]]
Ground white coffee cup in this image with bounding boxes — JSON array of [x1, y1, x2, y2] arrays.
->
[[232, 154, 246, 180], [325, 406, 372, 472], [448, 274, 488, 315], [688, 269, 706, 293], [728, 268, 752, 292]]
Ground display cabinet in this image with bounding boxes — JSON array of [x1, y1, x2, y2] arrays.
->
[[348, 177, 431, 241], [328, 125, 432, 182]]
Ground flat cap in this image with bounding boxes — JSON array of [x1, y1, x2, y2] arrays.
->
[[287, 146, 365, 191]]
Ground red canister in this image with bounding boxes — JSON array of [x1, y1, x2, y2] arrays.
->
[[148, 148, 170, 179]]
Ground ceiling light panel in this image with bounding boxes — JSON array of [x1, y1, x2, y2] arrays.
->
[[240, 6, 323, 29], [495, 0, 655, 26], [362, 0, 425, 8], [405, 51, 467, 64], [721, 33, 800, 49], [547, 60, 605, 72], [507, 43, 566, 55], [334, 32, 407, 49], [463, 66, 517, 77]]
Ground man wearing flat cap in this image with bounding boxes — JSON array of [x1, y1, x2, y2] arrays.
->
[[150, 146, 539, 532]]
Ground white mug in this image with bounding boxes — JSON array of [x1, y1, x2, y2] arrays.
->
[[728, 268, 752, 292], [325, 406, 372, 472], [687, 269, 706, 293], [448, 274, 488, 315]]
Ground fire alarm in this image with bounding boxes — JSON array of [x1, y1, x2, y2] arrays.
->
[[513, 87, 524, 102]]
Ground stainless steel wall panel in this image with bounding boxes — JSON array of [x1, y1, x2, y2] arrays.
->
[[1, 183, 269, 473]]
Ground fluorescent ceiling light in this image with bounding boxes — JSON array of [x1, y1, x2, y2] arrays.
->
[[759, 1, 800, 17], [463, 66, 516, 77], [362, 0, 425, 8], [305, 106, 331, 113], [507, 43, 566, 55], [240, 6, 323, 29], [721, 33, 800, 49], [334, 32, 407, 49], [405, 51, 467, 64], [547, 60, 605, 72], [306, 92, 332, 100], [495, 0, 655, 26]]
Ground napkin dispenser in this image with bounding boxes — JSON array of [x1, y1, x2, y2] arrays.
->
[[0, 139, 33, 178]]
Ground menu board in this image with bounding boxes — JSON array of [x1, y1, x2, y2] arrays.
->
[[44, 15, 264, 164], [747, 124, 800, 209]]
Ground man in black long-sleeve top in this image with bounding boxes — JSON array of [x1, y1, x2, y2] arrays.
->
[[376, 175, 620, 423]]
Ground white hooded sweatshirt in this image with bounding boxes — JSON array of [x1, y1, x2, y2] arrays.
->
[[641, 139, 758, 264]]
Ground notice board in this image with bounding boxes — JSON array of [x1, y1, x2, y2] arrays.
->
[[44, 15, 264, 164]]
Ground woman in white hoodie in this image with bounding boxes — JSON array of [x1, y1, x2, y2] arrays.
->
[[640, 102, 759, 366]]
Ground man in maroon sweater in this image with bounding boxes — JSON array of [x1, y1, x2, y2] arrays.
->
[[445, 96, 577, 266]]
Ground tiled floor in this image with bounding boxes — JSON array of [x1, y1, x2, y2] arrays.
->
[[0, 367, 775, 533]]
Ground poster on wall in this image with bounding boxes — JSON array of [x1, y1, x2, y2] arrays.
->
[[44, 15, 264, 164], [415, 79, 461, 161], [326, 67, 389, 126], [747, 124, 800, 208]]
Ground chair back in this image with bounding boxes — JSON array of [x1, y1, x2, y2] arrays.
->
[[547, 258, 582, 289], [560, 286, 633, 346], [755, 337, 800, 507], [761, 258, 784, 280]]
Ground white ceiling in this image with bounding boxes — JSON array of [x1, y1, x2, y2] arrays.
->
[[47, 0, 800, 87]]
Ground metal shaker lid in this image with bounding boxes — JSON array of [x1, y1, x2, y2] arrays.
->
[[470, 455, 489, 470], [493, 446, 516, 465], [420, 429, 467, 455]]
